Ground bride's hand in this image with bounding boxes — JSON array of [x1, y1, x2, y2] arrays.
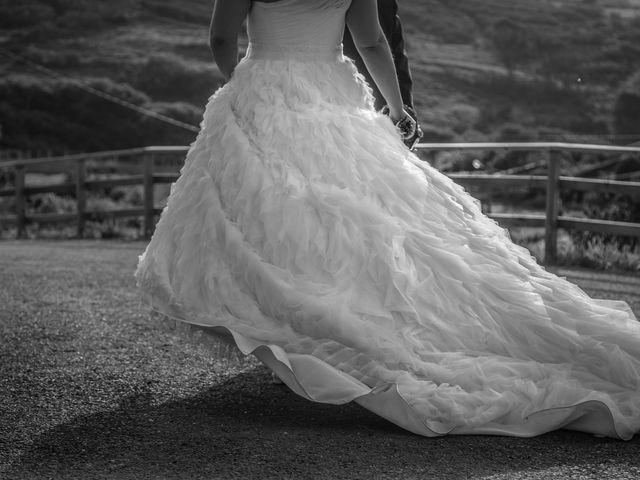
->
[[391, 109, 417, 141], [381, 105, 418, 143]]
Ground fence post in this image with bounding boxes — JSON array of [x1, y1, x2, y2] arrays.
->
[[76, 158, 86, 238], [143, 153, 155, 240], [485, 188, 493, 214], [14, 165, 26, 239], [544, 150, 560, 265]]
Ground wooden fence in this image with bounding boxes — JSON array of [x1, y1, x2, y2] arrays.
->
[[0, 146, 187, 240], [1, 142, 640, 265], [415, 142, 640, 263]]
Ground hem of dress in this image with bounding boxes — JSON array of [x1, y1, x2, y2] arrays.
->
[[138, 293, 633, 441]]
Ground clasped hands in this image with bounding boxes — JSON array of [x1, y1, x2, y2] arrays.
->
[[381, 105, 423, 150]]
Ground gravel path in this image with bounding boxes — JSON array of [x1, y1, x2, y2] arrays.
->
[[1, 240, 639, 480]]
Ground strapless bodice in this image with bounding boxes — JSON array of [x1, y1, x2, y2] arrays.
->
[[247, 0, 351, 60]]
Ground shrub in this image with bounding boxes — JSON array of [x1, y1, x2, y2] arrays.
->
[[489, 18, 535, 75], [613, 91, 640, 139], [407, 3, 477, 44], [561, 236, 640, 272], [0, 2, 55, 28], [22, 47, 81, 68], [493, 123, 537, 142], [517, 231, 640, 272], [0, 76, 199, 153], [435, 150, 488, 172], [108, 186, 143, 206], [419, 125, 455, 142], [447, 104, 480, 134], [28, 193, 76, 215], [173, 41, 213, 62], [55, 10, 106, 33], [133, 53, 222, 104], [139, 0, 210, 25], [570, 192, 640, 250]]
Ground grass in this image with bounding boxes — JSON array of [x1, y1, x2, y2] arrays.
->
[[1, 240, 639, 480], [509, 229, 640, 273]]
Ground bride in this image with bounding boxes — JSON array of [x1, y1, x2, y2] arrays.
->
[[135, 0, 640, 439]]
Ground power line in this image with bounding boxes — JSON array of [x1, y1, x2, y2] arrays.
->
[[0, 57, 18, 73], [0, 48, 200, 133]]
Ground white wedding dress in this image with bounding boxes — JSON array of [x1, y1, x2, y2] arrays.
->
[[136, 0, 640, 439]]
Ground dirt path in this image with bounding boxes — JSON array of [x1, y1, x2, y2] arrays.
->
[[1, 240, 639, 480]]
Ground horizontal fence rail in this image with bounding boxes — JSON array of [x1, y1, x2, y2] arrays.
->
[[0, 146, 188, 240], [1, 142, 640, 264], [415, 142, 640, 263]]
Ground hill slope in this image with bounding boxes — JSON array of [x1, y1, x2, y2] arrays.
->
[[1, 0, 639, 154]]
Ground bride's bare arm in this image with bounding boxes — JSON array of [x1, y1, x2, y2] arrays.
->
[[209, 0, 251, 81], [346, 0, 405, 122]]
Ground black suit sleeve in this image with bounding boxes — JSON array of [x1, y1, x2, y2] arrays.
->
[[386, 1, 414, 110], [342, 0, 415, 112]]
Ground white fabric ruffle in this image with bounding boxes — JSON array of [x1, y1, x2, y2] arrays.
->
[[136, 52, 640, 440]]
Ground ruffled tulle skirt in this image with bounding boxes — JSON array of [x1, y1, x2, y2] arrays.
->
[[135, 50, 640, 440]]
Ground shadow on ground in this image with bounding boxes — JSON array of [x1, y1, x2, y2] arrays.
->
[[6, 367, 639, 480]]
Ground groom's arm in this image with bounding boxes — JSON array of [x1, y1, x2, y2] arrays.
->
[[347, 0, 406, 122], [343, 0, 416, 111], [385, 0, 414, 110]]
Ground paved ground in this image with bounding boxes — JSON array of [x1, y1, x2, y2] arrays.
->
[[1, 240, 639, 480]]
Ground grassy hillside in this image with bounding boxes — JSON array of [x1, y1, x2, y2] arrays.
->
[[1, 0, 640, 154], [399, 0, 640, 143]]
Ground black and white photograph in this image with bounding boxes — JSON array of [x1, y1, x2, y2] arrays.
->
[[1, 0, 640, 478]]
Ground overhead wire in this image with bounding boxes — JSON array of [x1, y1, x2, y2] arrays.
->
[[0, 48, 200, 133], [1, 48, 638, 145]]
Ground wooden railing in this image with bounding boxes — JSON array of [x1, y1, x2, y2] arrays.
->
[[1, 142, 639, 264], [0, 146, 188, 240], [416, 142, 640, 263]]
